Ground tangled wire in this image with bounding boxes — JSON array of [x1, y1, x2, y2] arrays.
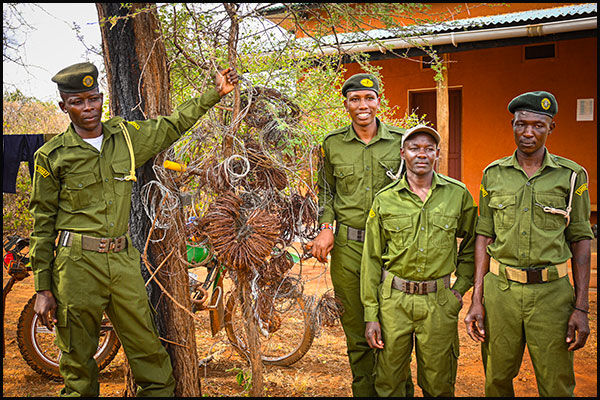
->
[[142, 80, 342, 334]]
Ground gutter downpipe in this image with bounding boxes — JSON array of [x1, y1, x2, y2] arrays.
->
[[316, 17, 598, 55]]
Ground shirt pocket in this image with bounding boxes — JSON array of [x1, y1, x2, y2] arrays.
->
[[111, 160, 133, 197], [333, 164, 356, 196], [64, 171, 99, 211], [533, 192, 567, 230], [488, 194, 517, 230], [432, 214, 457, 249], [382, 215, 412, 249]]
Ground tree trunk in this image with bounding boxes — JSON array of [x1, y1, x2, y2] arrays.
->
[[96, 3, 200, 397], [436, 52, 450, 176]]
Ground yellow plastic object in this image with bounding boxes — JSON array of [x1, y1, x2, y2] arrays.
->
[[163, 160, 187, 172]]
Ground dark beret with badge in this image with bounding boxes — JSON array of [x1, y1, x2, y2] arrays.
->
[[51, 62, 99, 93], [341, 73, 380, 97], [508, 90, 558, 117]]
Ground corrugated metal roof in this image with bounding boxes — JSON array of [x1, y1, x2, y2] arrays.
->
[[299, 3, 597, 45]]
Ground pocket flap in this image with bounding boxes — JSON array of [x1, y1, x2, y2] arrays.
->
[[432, 215, 457, 231], [111, 159, 131, 175], [535, 192, 566, 209], [488, 194, 516, 210], [333, 165, 354, 178], [65, 172, 96, 190], [382, 215, 411, 232], [55, 304, 69, 327]]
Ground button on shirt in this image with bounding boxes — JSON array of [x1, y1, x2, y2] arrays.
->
[[476, 149, 594, 268], [317, 119, 404, 230], [361, 172, 477, 322], [29, 89, 221, 291]]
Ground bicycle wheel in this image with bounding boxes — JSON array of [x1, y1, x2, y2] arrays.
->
[[16, 294, 121, 381], [224, 289, 316, 366]]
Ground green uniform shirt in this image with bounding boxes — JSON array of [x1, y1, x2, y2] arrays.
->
[[476, 149, 594, 268], [317, 119, 405, 229], [361, 172, 477, 322], [29, 88, 221, 292]]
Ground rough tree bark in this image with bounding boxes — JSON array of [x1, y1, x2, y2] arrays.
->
[[96, 3, 201, 397]]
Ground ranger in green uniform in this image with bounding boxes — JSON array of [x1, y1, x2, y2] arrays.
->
[[306, 73, 406, 397], [29, 62, 238, 397], [464, 91, 594, 397], [361, 125, 477, 397]]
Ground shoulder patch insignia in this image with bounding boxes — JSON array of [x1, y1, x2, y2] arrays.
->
[[480, 184, 488, 198], [369, 208, 376, 218], [36, 165, 50, 178], [575, 183, 588, 196], [127, 121, 140, 130]]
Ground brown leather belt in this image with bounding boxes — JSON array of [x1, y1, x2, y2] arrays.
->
[[489, 258, 568, 284], [381, 269, 450, 295], [59, 231, 128, 253]]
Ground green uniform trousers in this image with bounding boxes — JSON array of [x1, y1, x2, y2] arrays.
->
[[52, 234, 175, 397], [330, 230, 414, 397], [375, 273, 461, 397], [482, 267, 576, 397], [330, 237, 376, 397]]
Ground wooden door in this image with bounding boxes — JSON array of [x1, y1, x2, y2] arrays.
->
[[409, 89, 462, 180]]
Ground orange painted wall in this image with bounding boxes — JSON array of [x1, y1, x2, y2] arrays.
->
[[344, 37, 597, 218]]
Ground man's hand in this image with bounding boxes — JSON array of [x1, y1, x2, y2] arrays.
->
[[305, 229, 334, 263], [566, 309, 590, 351], [464, 300, 486, 343], [365, 321, 384, 349], [215, 67, 239, 97], [34, 290, 57, 330]]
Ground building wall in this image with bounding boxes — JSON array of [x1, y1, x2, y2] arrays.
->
[[344, 36, 597, 221]]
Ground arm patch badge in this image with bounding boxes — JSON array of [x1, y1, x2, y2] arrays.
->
[[575, 183, 588, 196], [480, 184, 488, 197], [36, 165, 50, 178]]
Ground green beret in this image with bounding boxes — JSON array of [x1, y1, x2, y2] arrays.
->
[[51, 62, 98, 93], [508, 90, 558, 117], [341, 73, 379, 97]]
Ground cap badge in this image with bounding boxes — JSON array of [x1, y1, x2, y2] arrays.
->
[[360, 78, 374, 88], [541, 97, 551, 110], [82, 75, 94, 87]]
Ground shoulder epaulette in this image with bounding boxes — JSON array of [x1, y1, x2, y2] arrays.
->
[[323, 126, 348, 142], [37, 131, 65, 156], [552, 155, 584, 173], [375, 179, 401, 197], [439, 174, 468, 190], [104, 116, 125, 128], [386, 125, 406, 135], [483, 156, 511, 173]]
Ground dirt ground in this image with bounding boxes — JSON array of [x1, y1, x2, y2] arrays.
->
[[2, 256, 597, 397]]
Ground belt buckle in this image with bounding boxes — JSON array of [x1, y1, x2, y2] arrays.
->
[[356, 230, 365, 242], [114, 237, 126, 252], [404, 280, 419, 294], [526, 267, 545, 284], [98, 238, 113, 253]]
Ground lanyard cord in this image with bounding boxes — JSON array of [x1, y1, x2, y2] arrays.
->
[[118, 122, 137, 182]]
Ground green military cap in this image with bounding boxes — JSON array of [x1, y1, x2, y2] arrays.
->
[[341, 73, 379, 97], [508, 90, 558, 117], [51, 62, 99, 93], [403, 124, 441, 145]]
